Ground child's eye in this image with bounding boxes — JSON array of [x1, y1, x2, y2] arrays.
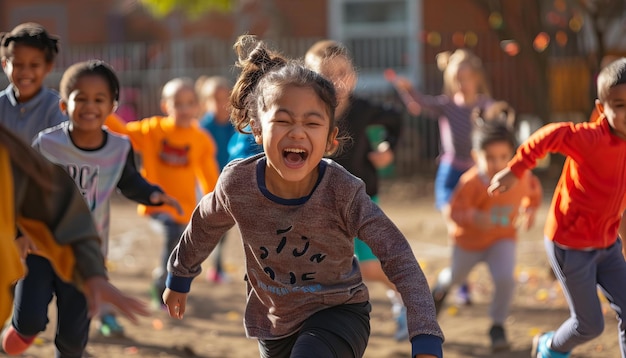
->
[[273, 117, 290, 123]]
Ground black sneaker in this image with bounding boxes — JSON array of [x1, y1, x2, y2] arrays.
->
[[431, 285, 448, 316], [489, 325, 510, 352]]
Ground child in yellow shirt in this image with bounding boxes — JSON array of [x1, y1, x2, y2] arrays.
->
[[124, 77, 219, 306]]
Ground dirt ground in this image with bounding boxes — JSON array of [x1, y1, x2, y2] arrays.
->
[[8, 174, 624, 358]]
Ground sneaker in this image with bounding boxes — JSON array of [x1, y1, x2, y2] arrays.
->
[[456, 283, 472, 305], [1, 326, 35, 355], [394, 306, 409, 341], [489, 325, 510, 352], [431, 285, 448, 316], [99, 314, 124, 338], [531, 331, 571, 358]]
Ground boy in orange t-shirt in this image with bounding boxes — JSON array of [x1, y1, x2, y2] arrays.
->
[[124, 77, 219, 306]]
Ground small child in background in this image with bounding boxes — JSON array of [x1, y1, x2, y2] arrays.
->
[[198, 75, 236, 283], [0, 22, 66, 142], [2, 60, 180, 356], [390, 49, 493, 305], [489, 57, 626, 358], [124, 77, 220, 308], [304, 39, 409, 341], [430, 101, 542, 352], [163, 34, 443, 358], [199, 75, 235, 171], [227, 128, 263, 161]]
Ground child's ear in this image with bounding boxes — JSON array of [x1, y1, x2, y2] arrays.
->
[[112, 100, 119, 113], [325, 127, 339, 154], [595, 99, 604, 115], [250, 119, 263, 144], [59, 99, 67, 114], [160, 100, 168, 115]]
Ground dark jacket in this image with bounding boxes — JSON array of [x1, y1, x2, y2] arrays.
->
[[333, 96, 403, 197]]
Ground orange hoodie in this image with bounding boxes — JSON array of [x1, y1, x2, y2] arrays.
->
[[125, 116, 219, 224], [509, 117, 626, 249], [449, 166, 542, 251]]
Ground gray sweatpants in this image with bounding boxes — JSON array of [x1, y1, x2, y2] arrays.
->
[[438, 239, 516, 325], [545, 237, 626, 356]]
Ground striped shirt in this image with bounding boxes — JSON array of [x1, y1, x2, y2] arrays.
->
[[415, 93, 491, 170]]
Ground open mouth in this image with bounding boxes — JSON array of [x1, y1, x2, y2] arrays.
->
[[283, 148, 308, 164]]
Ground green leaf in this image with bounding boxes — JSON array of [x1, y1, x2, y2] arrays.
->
[[140, 0, 233, 19]]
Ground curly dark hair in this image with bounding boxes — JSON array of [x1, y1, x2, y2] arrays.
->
[[0, 22, 59, 63]]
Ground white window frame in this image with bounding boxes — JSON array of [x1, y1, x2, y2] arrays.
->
[[328, 0, 422, 92]]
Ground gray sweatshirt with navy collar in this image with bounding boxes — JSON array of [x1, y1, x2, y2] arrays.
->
[[167, 154, 443, 355]]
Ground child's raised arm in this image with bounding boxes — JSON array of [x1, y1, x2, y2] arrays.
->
[[384, 69, 421, 116]]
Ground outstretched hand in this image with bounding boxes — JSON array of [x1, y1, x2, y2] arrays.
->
[[83, 276, 150, 324], [488, 167, 518, 196], [150, 192, 183, 216], [163, 288, 187, 320], [384, 68, 421, 116]]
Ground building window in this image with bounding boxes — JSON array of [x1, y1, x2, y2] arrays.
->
[[344, 1, 407, 25], [329, 0, 421, 92]]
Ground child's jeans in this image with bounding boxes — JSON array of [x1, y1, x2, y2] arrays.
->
[[545, 236, 626, 356], [12, 254, 90, 358]]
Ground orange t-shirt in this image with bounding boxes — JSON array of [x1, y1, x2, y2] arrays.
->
[[449, 166, 542, 251], [125, 116, 219, 223]]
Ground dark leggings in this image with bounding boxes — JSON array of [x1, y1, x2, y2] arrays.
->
[[12, 255, 90, 358], [258, 302, 371, 358]]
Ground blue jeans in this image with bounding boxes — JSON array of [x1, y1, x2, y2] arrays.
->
[[545, 237, 626, 356], [151, 213, 187, 295], [12, 255, 90, 358], [434, 162, 466, 211]]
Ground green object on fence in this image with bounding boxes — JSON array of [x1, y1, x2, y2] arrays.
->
[[366, 125, 395, 178]]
